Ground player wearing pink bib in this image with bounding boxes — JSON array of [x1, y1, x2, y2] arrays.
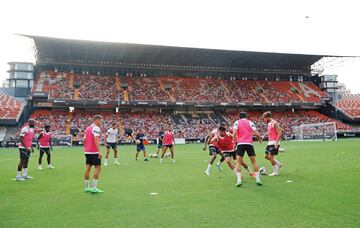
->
[[262, 111, 283, 176], [233, 112, 263, 187], [37, 124, 54, 170], [203, 124, 226, 175], [83, 115, 103, 193], [16, 119, 36, 181], [160, 126, 176, 163]]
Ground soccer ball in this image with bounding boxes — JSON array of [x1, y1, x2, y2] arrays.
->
[[165, 152, 171, 158], [259, 167, 267, 175], [136, 139, 140, 144], [279, 148, 285, 152], [149, 153, 158, 158]]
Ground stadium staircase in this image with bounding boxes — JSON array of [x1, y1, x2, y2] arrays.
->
[[118, 114, 124, 133], [69, 74, 74, 88], [65, 112, 73, 135], [289, 82, 305, 102], [255, 81, 270, 102], [123, 90, 129, 102], [159, 79, 176, 102], [116, 76, 121, 91], [221, 81, 232, 102]]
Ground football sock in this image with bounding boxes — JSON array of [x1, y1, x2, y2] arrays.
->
[[17, 171, 21, 177], [236, 172, 242, 181], [93, 179, 98, 188], [23, 168, 28, 177], [85, 180, 90, 188], [255, 172, 260, 181], [274, 159, 281, 165]]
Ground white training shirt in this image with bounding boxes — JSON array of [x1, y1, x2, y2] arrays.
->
[[106, 128, 119, 143]]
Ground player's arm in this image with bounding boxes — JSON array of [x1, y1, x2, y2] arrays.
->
[[253, 130, 262, 143], [203, 134, 210, 151], [37, 132, 43, 149], [103, 131, 109, 147], [274, 122, 282, 149], [49, 135, 53, 150], [94, 135, 101, 158], [209, 135, 218, 144]]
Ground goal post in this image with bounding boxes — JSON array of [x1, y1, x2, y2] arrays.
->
[[292, 122, 337, 141]]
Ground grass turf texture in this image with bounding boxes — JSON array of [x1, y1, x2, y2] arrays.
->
[[1, 139, 360, 227]]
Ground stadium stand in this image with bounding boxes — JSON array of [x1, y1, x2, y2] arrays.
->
[[0, 127, 7, 142], [0, 90, 24, 121], [336, 94, 360, 119]]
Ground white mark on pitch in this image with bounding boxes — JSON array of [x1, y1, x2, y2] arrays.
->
[[287, 180, 293, 183], [150, 192, 158, 195], [204, 160, 208, 162]]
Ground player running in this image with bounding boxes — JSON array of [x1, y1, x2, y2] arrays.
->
[[210, 124, 255, 179], [160, 126, 176, 163], [203, 125, 225, 176], [262, 111, 283, 176], [233, 112, 263, 187], [37, 124, 55, 170], [133, 128, 149, 161], [83, 115, 103, 193], [104, 123, 120, 166], [155, 126, 165, 158], [16, 119, 36, 181]]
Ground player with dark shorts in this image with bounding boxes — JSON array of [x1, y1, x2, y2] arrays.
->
[[160, 126, 176, 163], [262, 111, 283, 176], [233, 112, 263, 187], [37, 124, 55, 170], [203, 124, 225, 175], [16, 119, 36, 181], [210, 125, 255, 179], [104, 123, 120, 166], [155, 127, 165, 157], [132, 128, 149, 161], [83, 115, 103, 193]]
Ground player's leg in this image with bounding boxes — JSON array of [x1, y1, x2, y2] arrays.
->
[[22, 152, 32, 179], [249, 154, 262, 185], [45, 149, 54, 168], [104, 146, 110, 166], [216, 151, 225, 172], [224, 155, 235, 171], [160, 146, 167, 163], [169, 146, 175, 163], [113, 146, 119, 165], [205, 148, 217, 176], [235, 155, 243, 187], [16, 151, 26, 180], [143, 149, 149, 161], [266, 146, 281, 176], [91, 165, 103, 193], [241, 160, 255, 179], [84, 164, 92, 192], [38, 149, 45, 170]]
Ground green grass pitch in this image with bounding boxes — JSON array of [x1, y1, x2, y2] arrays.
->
[[1, 139, 360, 227]]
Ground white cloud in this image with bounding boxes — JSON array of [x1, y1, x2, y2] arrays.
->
[[0, 0, 359, 92]]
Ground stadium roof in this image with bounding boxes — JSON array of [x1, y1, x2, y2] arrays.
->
[[24, 35, 334, 73]]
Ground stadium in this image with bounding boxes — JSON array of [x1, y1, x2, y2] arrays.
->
[[1, 35, 360, 227]]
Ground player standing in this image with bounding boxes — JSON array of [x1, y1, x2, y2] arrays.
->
[[160, 126, 176, 163], [233, 112, 262, 187], [104, 123, 120, 166], [16, 119, 36, 181], [203, 125, 225, 175], [133, 128, 149, 161], [155, 126, 165, 157], [83, 115, 103, 193], [37, 124, 55, 170], [262, 111, 283, 176]]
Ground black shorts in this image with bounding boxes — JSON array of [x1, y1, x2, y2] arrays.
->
[[157, 143, 163, 149], [209, 146, 220, 156], [223, 151, 236, 160], [39, 147, 50, 154], [163, 144, 173, 148], [19, 148, 30, 159], [236, 144, 256, 157], [106, 142, 117, 149], [85, 154, 101, 166], [136, 144, 146, 152], [265, 145, 280, 155]]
